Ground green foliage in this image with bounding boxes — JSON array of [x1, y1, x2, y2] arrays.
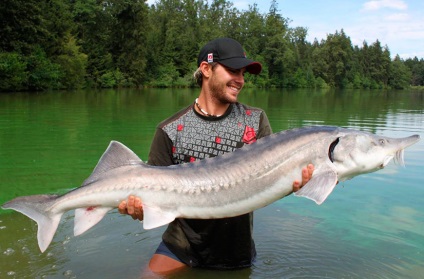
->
[[0, 0, 421, 91], [0, 0, 47, 54], [26, 47, 62, 90], [404, 57, 424, 86], [54, 34, 87, 89], [100, 71, 116, 88], [148, 62, 180, 87], [110, 0, 149, 86], [389, 55, 412, 89], [312, 30, 353, 88], [315, 77, 330, 89], [263, 1, 291, 87], [0, 52, 28, 91], [98, 68, 132, 88]]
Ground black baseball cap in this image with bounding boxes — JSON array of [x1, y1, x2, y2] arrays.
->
[[197, 38, 262, 75]]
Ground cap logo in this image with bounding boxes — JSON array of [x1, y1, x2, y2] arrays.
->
[[207, 53, 213, 63]]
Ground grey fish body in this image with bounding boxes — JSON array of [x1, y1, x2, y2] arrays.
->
[[2, 126, 420, 252]]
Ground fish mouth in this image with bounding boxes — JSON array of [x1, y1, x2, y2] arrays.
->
[[385, 134, 420, 168], [382, 149, 406, 168], [394, 149, 405, 166], [381, 155, 394, 168]]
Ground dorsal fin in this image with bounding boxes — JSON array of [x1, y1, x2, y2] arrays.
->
[[82, 141, 144, 186]]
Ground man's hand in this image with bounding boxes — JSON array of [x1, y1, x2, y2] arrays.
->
[[118, 195, 144, 221], [292, 164, 314, 192]]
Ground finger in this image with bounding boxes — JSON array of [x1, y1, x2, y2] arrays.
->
[[134, 197, 143, 220], [127, 195, 135, 215], [134, 197, 142, 211], [301, 167, 310, 185], [292, 180, 301, 192], [133, 197, 141, 214], [307, 164, 314, 177], [118, 201, 128, 215]]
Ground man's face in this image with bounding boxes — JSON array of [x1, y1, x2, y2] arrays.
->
[[207, 63, 246, 104]]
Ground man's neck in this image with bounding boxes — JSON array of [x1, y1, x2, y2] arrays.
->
[[195, 94, 230, 117]]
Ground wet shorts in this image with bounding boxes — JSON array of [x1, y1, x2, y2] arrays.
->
[[154, 241, 184, 263]]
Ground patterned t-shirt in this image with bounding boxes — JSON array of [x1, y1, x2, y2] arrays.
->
[[147, 102, 272, 269]]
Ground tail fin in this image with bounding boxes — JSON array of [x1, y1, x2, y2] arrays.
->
[[2, 195, 62, 253]]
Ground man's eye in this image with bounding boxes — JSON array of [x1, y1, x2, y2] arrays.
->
[[230, 68, 244, 75]]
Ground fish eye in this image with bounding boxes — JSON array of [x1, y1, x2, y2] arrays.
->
[[379, 139, 386, 145]]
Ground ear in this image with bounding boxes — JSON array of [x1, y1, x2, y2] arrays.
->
[[199, 61, 212, 78]]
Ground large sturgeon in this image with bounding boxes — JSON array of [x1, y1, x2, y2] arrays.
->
[[2, 126, 420, 252]]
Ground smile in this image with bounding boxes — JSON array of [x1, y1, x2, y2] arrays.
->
[[228, 84, 241, 93]]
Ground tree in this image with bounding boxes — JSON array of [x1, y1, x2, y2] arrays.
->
[[263, 0, 292, 86], [0, 0, 419, 91], [55, 34, 87, 89], [26, 47, 61, 90], [0, 0, 47, 54], [405, 57, 424, 86], [312, 30, 353, 88], [147, 0, 202, 86], [389, 55, 412, 89], [71, 0, 114, 86], [238, 4, 265, 56], [365, 40, 391, 88], [110, 0, 149, 86], [287, 26, 313, 87], [0, 52, 28, 91]]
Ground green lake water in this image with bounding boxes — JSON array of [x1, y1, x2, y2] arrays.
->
[[0, 88, 423, 278]]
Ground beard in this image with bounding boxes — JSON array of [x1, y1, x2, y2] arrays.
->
[[207, 72, 241, 105]]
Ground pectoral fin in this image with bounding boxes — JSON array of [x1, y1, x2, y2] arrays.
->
[[74, 206, 113, 236], [294, 167, 338, 205], [142, 205, 176, 230]]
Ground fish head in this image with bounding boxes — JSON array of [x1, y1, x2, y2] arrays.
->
[[330, 131, 420, 181]]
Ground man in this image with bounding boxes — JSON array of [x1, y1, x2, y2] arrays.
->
[[118, 38, 314, 274]]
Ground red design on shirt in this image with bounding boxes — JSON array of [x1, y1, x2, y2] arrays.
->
[[177, 124, 184, 131], [246, 110, 252, 116], [242, 126, 256, 144], [190, 156, 196, 162], [172, 146, 176, 153], [215, 136, 221, 144]]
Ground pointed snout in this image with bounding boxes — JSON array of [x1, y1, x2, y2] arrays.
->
[[398, 134, 420, 149], [389, 134, 420, 167]]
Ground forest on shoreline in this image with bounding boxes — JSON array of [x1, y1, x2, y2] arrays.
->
[[1, 0, 424, 92]]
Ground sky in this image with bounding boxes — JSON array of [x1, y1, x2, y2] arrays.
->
[[147, 0, 424, 59], [232, 0, 424, 59]]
